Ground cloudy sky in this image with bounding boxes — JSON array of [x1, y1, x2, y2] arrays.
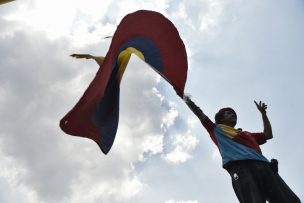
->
[[1, 0, 303, 202]]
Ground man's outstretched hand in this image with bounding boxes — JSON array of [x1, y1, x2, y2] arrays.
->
[[183, 95, 206, 120], [254, 100, 267, 115], [70, 54, 105, 66]]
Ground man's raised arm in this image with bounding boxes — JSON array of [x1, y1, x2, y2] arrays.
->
[[183, 96, 207, 121], [254, 100, 273, 140]]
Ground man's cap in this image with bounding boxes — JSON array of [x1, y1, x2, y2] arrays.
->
[[217, 107, 237, 117], [215, 107, 237, 124]]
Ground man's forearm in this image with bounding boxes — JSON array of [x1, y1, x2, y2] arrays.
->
[[185, 98, 206, 121], [262, 113, 273, 140]]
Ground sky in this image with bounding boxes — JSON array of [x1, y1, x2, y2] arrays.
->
[[0, 0, 303, 203]]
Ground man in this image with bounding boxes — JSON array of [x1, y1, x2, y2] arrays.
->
[[183, 96, 301, 203]]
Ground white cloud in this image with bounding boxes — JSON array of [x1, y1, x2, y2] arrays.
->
[[4, 0, 113, 41], [69, 173, 144, 203], [0, 27, 154, 203], [211, 148, 222, 161], [0, 149, 41, 203], [199, 0, 224, 32], [165, 200, 198, 203], [161, 102, 179, 130], [152, 87, 165, 103], [163, 133, 199, 164], [163, 146, 191, 163], [141, 134, 164, 155]]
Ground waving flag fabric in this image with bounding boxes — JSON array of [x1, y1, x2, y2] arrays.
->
[[60, 10, 188, 154]]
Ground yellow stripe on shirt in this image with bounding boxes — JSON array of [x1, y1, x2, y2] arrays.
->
[[218, 124, 242, 139]]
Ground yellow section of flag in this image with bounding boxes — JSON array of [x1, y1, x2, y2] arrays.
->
[[117, 47, 145, 82]]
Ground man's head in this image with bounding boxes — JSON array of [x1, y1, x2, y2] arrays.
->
[[215, 107, 237, 127]]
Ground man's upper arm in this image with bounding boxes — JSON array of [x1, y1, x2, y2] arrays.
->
[[200, 116, 216, 134], [252, 132, 267, 145]]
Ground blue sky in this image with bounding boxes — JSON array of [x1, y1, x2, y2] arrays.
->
[[0, 0, 303, 202]]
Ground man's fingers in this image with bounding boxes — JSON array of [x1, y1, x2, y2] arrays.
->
[[254, 100, 268, 112], [254, 100, 261, 108]]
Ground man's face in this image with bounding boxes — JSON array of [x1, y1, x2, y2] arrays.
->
[[221, 110, 237, 127]]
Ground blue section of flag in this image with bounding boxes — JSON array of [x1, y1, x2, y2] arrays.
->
[[92, 62, 120, 154], [118, 36, 164, 73], [93, 36, 164, 153]]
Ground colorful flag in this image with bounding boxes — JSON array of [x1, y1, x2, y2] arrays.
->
[[60, 10, 188, 154]]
